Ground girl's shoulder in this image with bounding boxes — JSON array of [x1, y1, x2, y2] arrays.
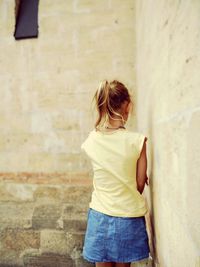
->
[[90, 129, 147, 147], [124, 130, 148, 152], [120, 129, 146, 139], [126, 130, 147, 142], [90, 128, 146, 137]]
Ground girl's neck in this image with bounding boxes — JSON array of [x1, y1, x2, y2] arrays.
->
[[106, 119, 125, 129]]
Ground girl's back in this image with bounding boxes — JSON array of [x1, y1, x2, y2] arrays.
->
[[81, 128, 148, 217]]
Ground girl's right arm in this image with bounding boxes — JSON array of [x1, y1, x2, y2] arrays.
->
[[136, 137, 149, 194]]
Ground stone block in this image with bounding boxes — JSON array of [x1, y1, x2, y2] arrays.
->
[[63, 203, 88, 219], [39, 0, 73, 16], [0, 41, 29, 75], [54, 153, 84, 173], [62, 185, 92, 204], [65, 232, 85, 255], [0, 152, 30, 172], [0, 203, 34, 229], [0, 182, 36, 202], [29, 49, 76, 74], [63, 203, 88, 232], [33, 186, 62, 202], [39, 14, 75, 39], [23, 252, 74, 267], [1, 228, 40, 252], [0, 112, 31, 135], [32, 204, 61, 229], [63, 219, 87, 232], [73, 0, 109, 13], [40, 230, 68, 254], [28, 153, 56, 173], [0, 248, 24, 267]]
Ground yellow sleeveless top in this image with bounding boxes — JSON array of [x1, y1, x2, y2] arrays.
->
[[81, 128, 148, 217]]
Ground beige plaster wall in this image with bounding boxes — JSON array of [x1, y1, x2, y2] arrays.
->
[[134, 1, 200, 267], [0, 0, 136, 174], [0, 1, 148, 266]]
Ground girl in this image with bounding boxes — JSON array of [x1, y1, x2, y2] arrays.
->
[[81, 80, 150, 267]]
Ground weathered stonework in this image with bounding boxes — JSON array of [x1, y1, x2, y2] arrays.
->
[[135, 1, 200, 266], [0, 0, 156, 266]]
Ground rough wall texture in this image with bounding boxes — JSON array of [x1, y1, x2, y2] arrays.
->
[[0, 0, 137, 173], [135, 1, 200, 267], [0, 1, 154, 266]]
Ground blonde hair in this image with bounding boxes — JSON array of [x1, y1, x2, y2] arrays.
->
[[92, 79, 132, 130]]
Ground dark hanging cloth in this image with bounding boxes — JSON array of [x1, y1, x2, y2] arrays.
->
[[14, 0, 39, 40]]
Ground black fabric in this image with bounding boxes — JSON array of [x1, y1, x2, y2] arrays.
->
[[14, 0, 39, 40]]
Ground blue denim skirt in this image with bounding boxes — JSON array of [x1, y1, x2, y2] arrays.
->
[[82, 208, 150, 263]]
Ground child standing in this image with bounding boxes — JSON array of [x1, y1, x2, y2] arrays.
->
[[81, 80, 150, 267]]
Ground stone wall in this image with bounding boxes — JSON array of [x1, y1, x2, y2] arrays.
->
[[134, 1, 200, 267], [0, 1, 150, 266]]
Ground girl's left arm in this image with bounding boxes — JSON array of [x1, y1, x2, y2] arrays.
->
[[136, 138, 149, 194]]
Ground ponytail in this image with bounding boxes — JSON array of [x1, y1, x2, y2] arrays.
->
[[93, 79, 131, 130], [93, 80, 110, 130]]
